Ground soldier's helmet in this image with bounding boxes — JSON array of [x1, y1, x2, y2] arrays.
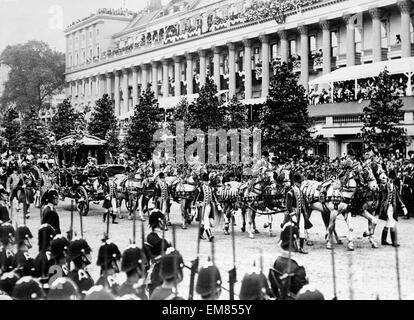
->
[[239, 267, 269, 300], [41, 189, 59, 206], [149, 210, 165, 229], [96, 240, 122, 268], [296, 284, 325, 300], [50, 235, 70, 261], [201, 173, 209, 182], [196, 263, 222, 298], [0, 272, 20, 296], [292, 172, 303, 184], [67, 238, 92, 264], [159, 248, 184, 282], [38, 224, 56, 251], [121, 245, 144, 274], [12, 276, 45, 300], [0, 223, 15, 245], [279, 222, 299, 251], [47, 277, 81, 300], [15, 225, 33, 246], [84, 285, 115, 300]]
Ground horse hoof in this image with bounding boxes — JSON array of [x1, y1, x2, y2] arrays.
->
[[337, 239, 343, 245], [326, 242, 332, 250], [362, 231, 370, 238], [254, 229, 260, 234], [263, 223, 269, 229], [347, 242, 355, 251], [241, 226, 246, 233], [371, 241, 379, 249], [249, 233, 255, 239], [306, 240, 314, 246], [224, 230, 230, 235]]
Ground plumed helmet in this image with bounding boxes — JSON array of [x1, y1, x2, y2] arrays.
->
[[47, 277, 80, 300], [121, 245, 144, 273], [50, 235, 70, 260], [96, 240, 122, 267], [67, 238, 92, 262], [12, 276, 45, 300], [149, 210, 164, 229], [0, 223, 15, 244], [158, 172, 165, 179], [15, 225, 33, 245], [239, 268, 269, 300], [292, 173, 303, 184], [296, 284, 325, 300], [84, 285, 115, 300], [196, 264, 222, 297], [160, 248, 184, 281], [38, 224, 56, 251], [41, 189, 59, 206], [279, 222, 299, 251], [0, 272, 20, 296]]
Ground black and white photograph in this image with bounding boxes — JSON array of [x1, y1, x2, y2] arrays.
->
[[1, 0, 414, 308]]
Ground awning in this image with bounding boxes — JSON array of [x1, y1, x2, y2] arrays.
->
[[309, 56, 414, 85], [56, 134, 107, 147]]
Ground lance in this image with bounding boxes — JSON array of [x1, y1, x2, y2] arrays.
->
[[172, 225, 178, 298], [284, 221, 294, 300], [9, 195, 13, 224], [348, 251, 354, 300], [132, 194, 136, 244], [139, 216, 148, 285], [228, 210, 237, 300], [330, 236, 338, 300], [105, 193, 111, 240], [79, 200, 84, 239], [188, 205, 202, 300], [395, 241, 402, 300]]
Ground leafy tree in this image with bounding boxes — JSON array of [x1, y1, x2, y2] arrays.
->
[[360, 69, 407, 156], [87, 94, 119, 155], [260, 61, 313, 157], [223, 95, 248, 130], [124, 86, 163, 161], [18, 106, 48, 154], [0, 107, 21, 152], [0, 40, 65, 113], [49, 98, 82, 141]]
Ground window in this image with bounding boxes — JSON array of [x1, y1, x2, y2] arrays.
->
[[89, 48, 93, 57], [331, 31, 338, 56], [381, 20, 388, 47], [309, 35, 317, 53], [76, 53, 79, 65], [82, 50, 85, 62], [289, 39, 296, 56], [355, 28, 362, 52], [96, 28, 100, 36], [237, 50, 244, 71], [253, 47, 260, 64], [69, 55, 72, 67], [97, 46, 100, 56]]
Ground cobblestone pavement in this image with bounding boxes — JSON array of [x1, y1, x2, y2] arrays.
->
[[15, 199, 414, 300]]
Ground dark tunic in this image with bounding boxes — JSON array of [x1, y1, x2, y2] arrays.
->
[[67, 269, 94, 295], [0, 247, 15, 273], [272, 252, 308, 295], [117, 282, 148, 300], [42, 205, 61, 234], [96, 275, 120, 296], [0, 204, 10, 223], [376, 182, 405, 221], [14, 251, 36, 277]]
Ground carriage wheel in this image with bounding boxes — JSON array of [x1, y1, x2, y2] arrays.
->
[[76, 186, 89, 216]]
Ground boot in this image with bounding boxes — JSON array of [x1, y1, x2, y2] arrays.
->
[[103, 212, 108, 223], [298, 238, 308, 254], [199, 227, 206, 240], [390, 228, 400, 247], [224, 223, 230, 235], [206, 229, 214, 242], [111, 213, 118, 225], [381, 227, 391, 246]]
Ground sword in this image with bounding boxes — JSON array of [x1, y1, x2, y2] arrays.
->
[[395, 240, 402, 300]]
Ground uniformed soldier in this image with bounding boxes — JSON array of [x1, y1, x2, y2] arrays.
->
[[295, 284, 325, 300], [117, 245, 148, 300], [12, 276, 45, 300], [239, 267, 271, 300], [154, 172, 171, 226], [0, 190, 10, 223], [5, 166, 20, 207], [0, 223, 16, 274], [67, 238, 95, 297], [13, 225, 36, 277], [149, 248, 185, 300], [102, 175, 119, 225], [0, 271, 20, 298], [41, 189, 61, 234], [196, 263, 222, 300], [96, 240, 122, 295], [48, 234, 71, 287], [34, 224, 56, 291], [47, 277, 81, 300]]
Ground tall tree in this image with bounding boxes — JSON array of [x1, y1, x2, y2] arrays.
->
[[260, 61, 313, 157], [18, 106, 47, 155], [0, 40, 65, 113], [49, 98, 82, 141], [223, 95, 248, 130], [87, 94, 119, 155], [124, 87, 163, 161], [360, 69, 407, 156], [0, 107, 21, 152]]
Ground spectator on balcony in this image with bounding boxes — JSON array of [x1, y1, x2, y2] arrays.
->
[[396, 34, 401, 45]]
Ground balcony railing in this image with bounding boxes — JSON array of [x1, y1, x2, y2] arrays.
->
[[388, 43, 414, 60], [361, 48, 388, 63], [336, 52, 362, 67]]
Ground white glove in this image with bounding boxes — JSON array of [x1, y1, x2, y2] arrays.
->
[[403, 207, 408, 216]]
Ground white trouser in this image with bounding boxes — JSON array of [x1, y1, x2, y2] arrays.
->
[[203, 204, 212, 231], [385, 206, 396, 228]]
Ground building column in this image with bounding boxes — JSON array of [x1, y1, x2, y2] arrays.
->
[[185, 53, 194, 95], [173, 55, 181, 97], [98, 74, 105, 98], [132, 66, 139, 107], [398, 0, 412, 58], [344, 14, 356, 66], [114, 71, 121, 116], [212, 46, 221, 90], [91, 77, 96, 99], [199, 49, 207, 87], [369, 8, 383, 62], [151, 61, 159, 99], [299, 25, 309, 92], [320, 19, 332, 74], [106, 73, 112, 96], [227, 42, 236, 98], [278, 30, 289, 63], [122, 69, 129, 114], [260, 34, 270, 97], [162, 59, 169, 98], [141, 64, 148, 91], [328, 137, 340, 159], [243, 38, 252, 99]]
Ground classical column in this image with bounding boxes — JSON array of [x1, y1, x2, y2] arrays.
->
[[98, 74, 105, 98], [298, 25, 309, 92], [328, 138, 340, 159], [369, 8, 383, 62], [173, 55, 181, 97], [260, 34, 270, 97], [106, 73, 112, 96], [320, 19, 332, 74], [398, 0, 412, 58], [132, 66, 139, 107], [227, 42, 236, 98], [243, 38, 252, 99], [185, 53, 194, 95], [141, 64, 148, 91], [114, 71, 121, 116], [212, 46, 221, 90], [162, 59, 169, 98], [278, 30, 289, 63], [122, 69, 129, 114], [151, 61, 159, 99], [344, 14, 356, 66], [199, 49, 207, 87]]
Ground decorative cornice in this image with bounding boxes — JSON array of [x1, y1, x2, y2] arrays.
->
[[277, 29, 288, 40], [319, 19, 330, 31], [259, 33, 269, 44], [242, 38, 251, 47], [211, 45, 221, 54], [297, 24, 308, 35], [227, 42, 236, 51], [368, 7, 383, 20], [397, 0, 412, 13]]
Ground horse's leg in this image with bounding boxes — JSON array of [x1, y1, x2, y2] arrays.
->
[[224, 205, 230, 235], [180, 199, 187, 229], [247, 208, 255, 239], [326, 206, 338, 250], [362, 207, 378, 248], [343, 211, 355, 251], [241, 207, 246, 233]]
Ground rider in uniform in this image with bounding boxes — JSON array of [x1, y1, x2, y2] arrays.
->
[[0, 190, 10, 223], [96, 240, 122, 296]]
